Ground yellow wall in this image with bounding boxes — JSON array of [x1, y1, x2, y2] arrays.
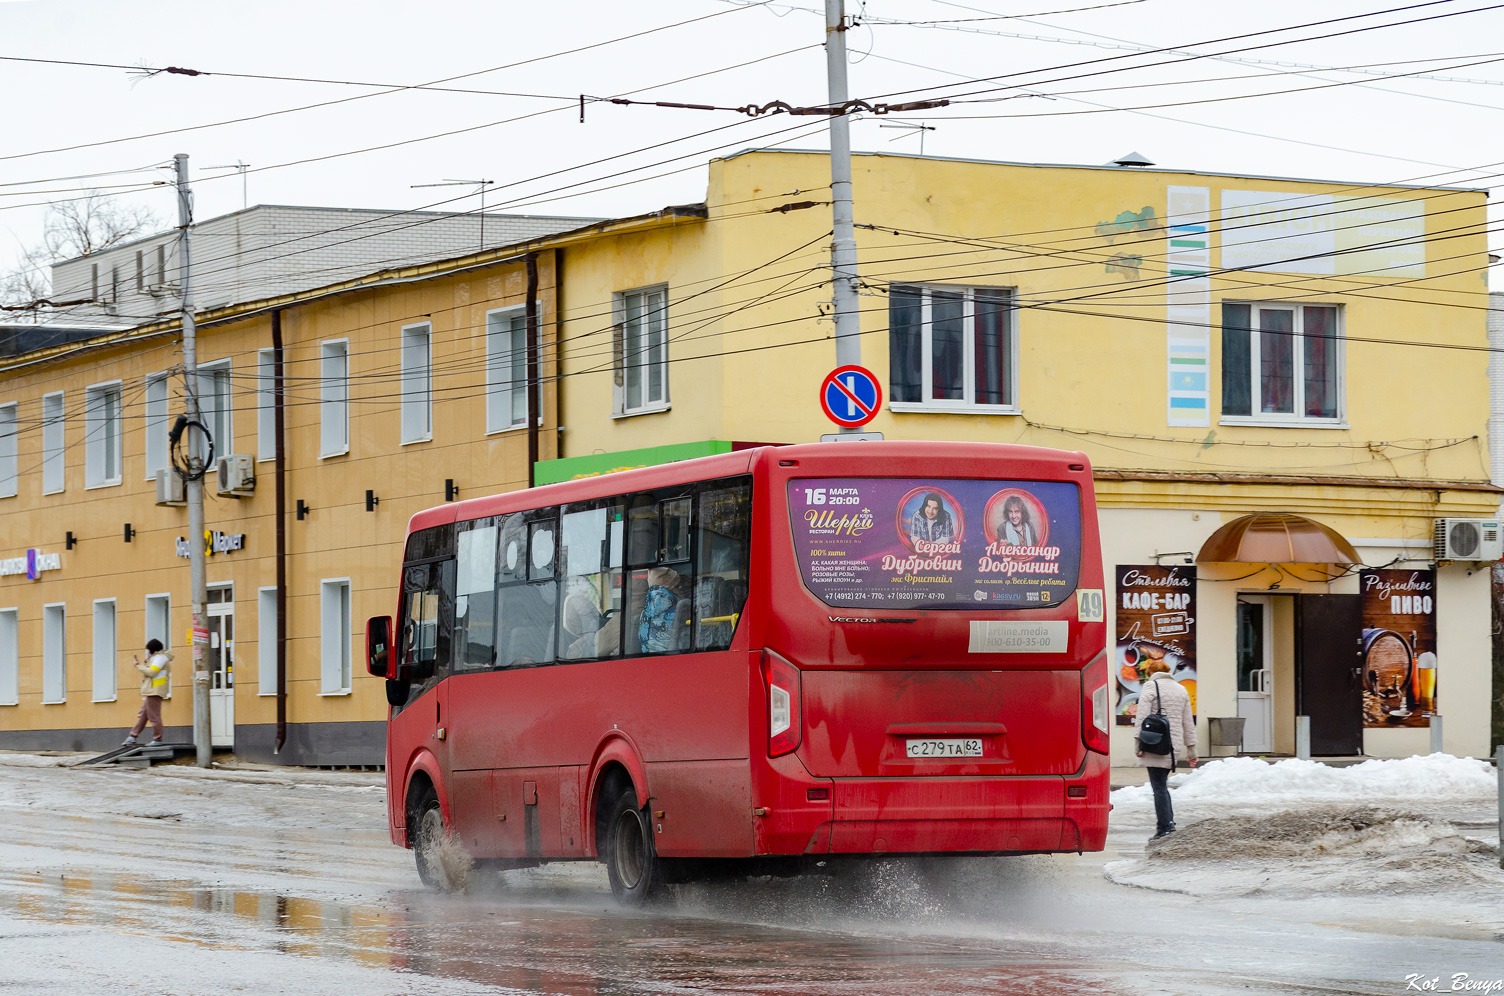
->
[[0, 251, 556, 749], [559, 150, 1492, 501]]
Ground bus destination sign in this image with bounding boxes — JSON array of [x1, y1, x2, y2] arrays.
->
[[788, 477, 1082, 610]]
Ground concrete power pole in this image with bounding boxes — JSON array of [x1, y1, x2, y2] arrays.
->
[[175, 153, 212, 769], [826, 0, 862, 388]]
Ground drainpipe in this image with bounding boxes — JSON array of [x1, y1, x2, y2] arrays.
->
[[526, 253, 539, 487], [552, 249, 563, 462], [272, 309, 288, 755]]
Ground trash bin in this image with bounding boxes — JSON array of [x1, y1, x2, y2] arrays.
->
[[1208, 717, 1246, 748]]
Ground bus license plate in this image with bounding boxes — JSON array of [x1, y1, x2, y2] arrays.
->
[[905, 738, 983, 759]]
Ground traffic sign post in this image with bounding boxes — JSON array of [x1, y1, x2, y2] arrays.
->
[[820, 364, 882, 430]]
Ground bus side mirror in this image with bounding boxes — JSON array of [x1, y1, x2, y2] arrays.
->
[[366, 616, 393, 678]]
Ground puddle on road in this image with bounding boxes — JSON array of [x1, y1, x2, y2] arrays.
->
[[0, 866, 1127, 996]]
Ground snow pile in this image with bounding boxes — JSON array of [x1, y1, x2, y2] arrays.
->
[[0, 752, 87, 768], [1106, 806, 1504, 898], [1112, 754, 1496, 822]]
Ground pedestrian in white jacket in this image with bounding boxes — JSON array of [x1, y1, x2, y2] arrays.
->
[[1132, 663, 1197, 840], [123, 639, 172, 747]]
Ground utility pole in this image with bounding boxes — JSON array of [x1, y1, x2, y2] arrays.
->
[[175, 153, 211, 769], [826, 0, 861, 381]]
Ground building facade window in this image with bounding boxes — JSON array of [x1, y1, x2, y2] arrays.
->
[[258, 587, 278, 697], [0, 403, 16, 499], [889, 284, 1016, 412], [156, 244, 167, 287], [135, 250, 144, 291], [256, 349, 276, 462], [84, 381, 124, 488], [485, 308, 527, 433], [198, 361, 232, 461], [0, 608, 16, 706], [144, 373, 169, 480], [41, 391, 64, 495], [1221, 302, 1342, 423], [401, 322, 433, 444], [92, 599, 117, 702], [320, 579, 352, 694], [614, 286, 668, 415], [320, 340, 349, 458], [42, 603, 65, 704]]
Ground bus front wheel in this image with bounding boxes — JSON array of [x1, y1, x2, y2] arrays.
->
[[411, 784, 462, 891], [605, 787, 662, 904]]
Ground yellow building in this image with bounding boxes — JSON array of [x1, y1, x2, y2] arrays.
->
[[0, 150, 1495, 764]]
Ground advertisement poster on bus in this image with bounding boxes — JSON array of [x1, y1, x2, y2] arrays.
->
[[1358, 568, 1437, 728], [1113, 565, 1197, 725], [787, 478, 1081, 610]]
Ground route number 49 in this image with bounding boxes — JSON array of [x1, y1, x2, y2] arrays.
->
[[1077, 589, 1104, 622]]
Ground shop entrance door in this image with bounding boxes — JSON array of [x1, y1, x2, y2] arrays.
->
[[1296, 594, 1363, 756], [1235, 597, 1273, 753], [207, 584, 235, 748]]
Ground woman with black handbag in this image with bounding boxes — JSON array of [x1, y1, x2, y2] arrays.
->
[[1132, 660, 1197, 840]]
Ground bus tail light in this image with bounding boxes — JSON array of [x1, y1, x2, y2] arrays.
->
[[761, 650, 803, 757], [1082, 651, 1110, 755]]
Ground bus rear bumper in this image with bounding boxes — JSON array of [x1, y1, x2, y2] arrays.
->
[[763, 752, 1110, 856]]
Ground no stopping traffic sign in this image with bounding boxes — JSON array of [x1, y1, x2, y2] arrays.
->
[[820, 365, 882, 428]]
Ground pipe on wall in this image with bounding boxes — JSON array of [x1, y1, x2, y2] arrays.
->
[[272, 309, 288, 754], [525, 252, 540, 487]]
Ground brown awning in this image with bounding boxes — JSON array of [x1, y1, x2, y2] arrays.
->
[[1196, 512, 1360, 564]]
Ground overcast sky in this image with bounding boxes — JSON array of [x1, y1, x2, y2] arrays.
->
[[1, 0, 1499, 286]]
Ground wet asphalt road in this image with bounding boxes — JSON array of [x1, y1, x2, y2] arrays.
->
[[0, 761, 1499, 996]]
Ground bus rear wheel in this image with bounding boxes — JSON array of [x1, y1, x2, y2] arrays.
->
[[605, 787, 662, 904]]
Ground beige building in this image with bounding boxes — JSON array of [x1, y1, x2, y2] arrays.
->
[[1, 150, 1497, 764]]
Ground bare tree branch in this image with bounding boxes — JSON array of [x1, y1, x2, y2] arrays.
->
[[1, 191, 159, 309]]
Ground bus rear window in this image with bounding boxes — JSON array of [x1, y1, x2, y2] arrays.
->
[[787, 478, 1082, 610]]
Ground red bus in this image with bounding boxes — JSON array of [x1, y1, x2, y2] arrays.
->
[[366, 441, 1109, 902]]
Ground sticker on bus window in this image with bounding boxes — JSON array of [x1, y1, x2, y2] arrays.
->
[[787, 478, 1082, 610]]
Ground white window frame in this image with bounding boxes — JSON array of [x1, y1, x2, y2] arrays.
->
[[400, 322, 433, 444], [41, 391, 64, 495], [84, 380, 124, 489], [256, 348, 276, 463], [886, 284, 1020, 415], [485, 306, 528, 434], [92, 598, 117, 702], [1219, 301, 1347, 428], [613, 285, 670, 417], [145, 593, 171, 697], [0, 608, 18, 706], [198, 360, 233, 463], [0, 403, 16, 499], [42, 602, 65, 704], [144, 373, 169, 481], [320, 339, 349, 458], [257, 586, 278, 697], [319, 578, 352, 695]]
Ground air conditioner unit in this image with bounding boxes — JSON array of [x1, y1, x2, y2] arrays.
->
[[1433, 518, 1503, 562], [216, 454, 256, 497], [155, 468, 185, 506]]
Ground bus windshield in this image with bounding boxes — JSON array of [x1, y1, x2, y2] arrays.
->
[[787, 477, 1082, 610]]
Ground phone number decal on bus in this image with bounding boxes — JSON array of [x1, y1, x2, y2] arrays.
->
[[787, 477, 1082, 610]]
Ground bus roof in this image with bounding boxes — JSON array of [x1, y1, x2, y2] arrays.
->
[[406, 440, 1090, 535]]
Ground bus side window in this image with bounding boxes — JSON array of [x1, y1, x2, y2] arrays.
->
[[559, 503, 623, 661], [495, 512, 558, 668], [694, 482, 751, 651], [454, 521, 498, 670], [625, 492, 693, 655]]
